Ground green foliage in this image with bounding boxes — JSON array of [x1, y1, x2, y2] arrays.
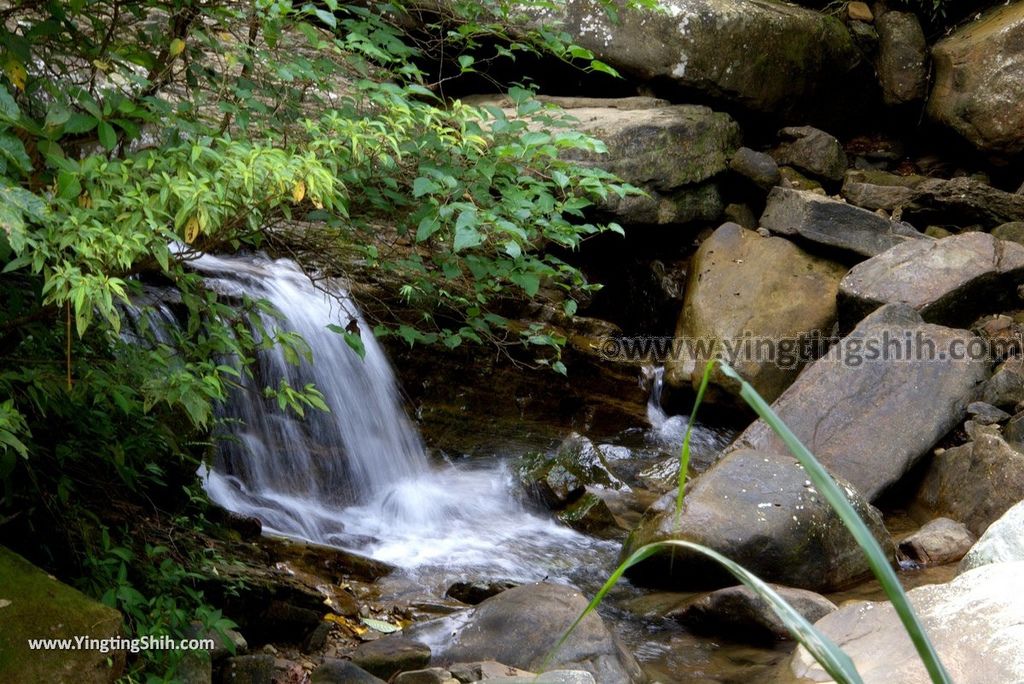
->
[[0, 0, 645, 676], [550, 361, 951, 684]]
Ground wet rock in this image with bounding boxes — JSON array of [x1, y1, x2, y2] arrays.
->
[[993, 222, 1024, 246], [841, 170, 1024, 228], [876, 11, 928, 105], [771, 127, 848, 182], [966, 402, 1011, 425], [730, 147, 781, 189], [915, 425, 1024, 536], [622, 449, 894, 592], [517, 433, 624, 509], [514, 0, 871, 121], [403, 583, 643, 683], [311, 659, 385, 684], [486, 673, 595, 684], [448, 661, 535, 682], [838, 233, 1024, 327], [898, 518, 975, 566], [787, 562, 1024, 683], [0, 546, 125, 684], [664, 222, 846, 403], [556, 490, 621, 537], [445, 580, 518, 605], [637, 457, 683, 494], [733, 305, 988, 502], [668, 584, 837, 642], [959, 499, 1024, 572], [394, 668, 459, 684], [928, 3, 1024, 155], [760, 187, 923, 258], [220, 655, 275, 684], [1003, 410, 1024, 445], [352, 638, 431, 681]]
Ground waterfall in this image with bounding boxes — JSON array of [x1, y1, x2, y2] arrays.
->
[[183, 253, 610, 584]]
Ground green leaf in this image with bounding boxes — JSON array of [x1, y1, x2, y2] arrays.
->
[[510, 271, 540, 297], [56, 170, 82, 200], [0, 85, 18, 121], [97, 121, 117, 150], [453, 209, 481, 252], [0, 134, 31, 174], [412, 176, 439, 198], [314, 8, 337, 29], [360, 617, 399, 634], [62, 113, 98, 134]]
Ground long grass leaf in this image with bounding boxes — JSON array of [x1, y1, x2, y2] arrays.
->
[[675, 359, 715, 523], [718, 362, 951, 684]]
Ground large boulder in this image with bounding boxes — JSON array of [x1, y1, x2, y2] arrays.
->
[[786, 562, 1024, 683], [515, 0, 870, 121], [839, 233, 1024, 327], [468, 95, 739, 226], [732, 304, 989, 502], [928, 3, 1024, 155], [664, 222, 846, 402], [667, 583, 837, 642], [759, 187, 923, 258], [621, 449, 895, 593], [402, 583, 644, 683], [875, 11, 928, 105], [841, 170, 1024, 228], [915, 425, 1024, 536], [0, 547, 125, 684], [959, 499, 1024, 572]]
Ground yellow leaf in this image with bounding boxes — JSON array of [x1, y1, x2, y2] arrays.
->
[[292, 180, 306, 203], [4, 59, 26, 91], [184, 216, 200, 243], [77, 193, 92, 209], [169, 39, 186, 58]]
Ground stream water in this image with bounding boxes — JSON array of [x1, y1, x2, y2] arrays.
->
[[170, 253, 795, 681]]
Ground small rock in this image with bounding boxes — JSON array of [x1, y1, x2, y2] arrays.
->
[[486, 672, 596, 684], [772, 126, 848, 182], [980, 366, 1024, 409], [445, 580, 518, 605], [220, 655, 275, 684], [847, 1, 873, 22], [311, 659, 385, 684], [960, 499, 1024, 572], [394, 668, 458, 684], [448, 661, 535, 682], [723, 202, 757, 229], [924, 226, 953, 239], [729, 147, 780, 189], [898, 518, 975, 565], [668, 583, 837, 642], [557, 490, 620, 537], [778, 166, 824, 192], [517, 433, 624, 509], [993, 222, 1024, 246], [966, 402, 1011, 425], [303, 620, 332, 652], [352, 638, 431, 681], [1003, 410, 1024, 445]]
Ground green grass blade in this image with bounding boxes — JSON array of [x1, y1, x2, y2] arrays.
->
[[547, 541, 864, 684], [718, 362, 952, 684], [675, 359, 715, 523]]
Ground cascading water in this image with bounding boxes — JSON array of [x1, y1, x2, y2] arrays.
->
[[190, 253, 611, 587]]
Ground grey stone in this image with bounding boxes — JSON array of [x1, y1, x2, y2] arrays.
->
[[352, 638, 431, 681], [517, 433, 624, 509], [622, 449, 895, 592], [486, 673, 595, 684], [787, 563, 1024, 683], [772, 126, 848, 182], [916, 425, 1024, 535], [929, 3, 1024, 155], [220, 655, 275, 684], [960, 499, 1024, 572], [898, 518, 975, 565], [668, 583, 837, 642], [839, 233, 1024, 326], [445, 580, 517, 605], [394, 669, 458, 684], [732, 304, 988, 502], [876, 11, 928, 105], [403, 583, 643, 683], [730, 147, 780, 189], [311, 659, 385, 684], [979, 366, 1024, 409], [760, 187, 923, 258], [966, 401, 1011, 425], [448, 661, 534, 682]]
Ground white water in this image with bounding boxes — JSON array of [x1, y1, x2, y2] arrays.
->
[[188, 254, 612, 584]]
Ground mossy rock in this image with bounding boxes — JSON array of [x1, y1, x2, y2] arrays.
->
[[516, 433, 623, 509], [0, 546, 125, 683]]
